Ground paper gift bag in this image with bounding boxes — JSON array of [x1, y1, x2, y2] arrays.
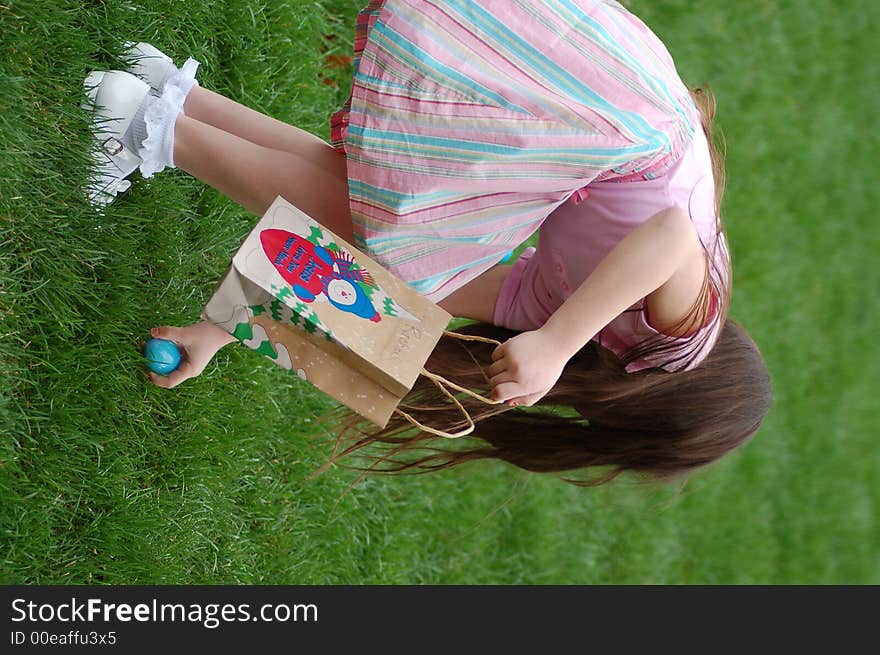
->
[[202, 196, 459, 428]]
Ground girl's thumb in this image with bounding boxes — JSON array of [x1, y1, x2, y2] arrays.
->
[[151, 326, 178, 340]]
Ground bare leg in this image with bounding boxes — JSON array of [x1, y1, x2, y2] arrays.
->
[[182, 86, 343, 176], [172, 113, 355, 242], [437, 265, 511, 322]]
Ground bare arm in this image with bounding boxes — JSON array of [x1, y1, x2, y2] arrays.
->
[[540, 206, 708, 360], [490, 207, 708, 405]]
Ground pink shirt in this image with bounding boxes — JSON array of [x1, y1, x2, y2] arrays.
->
[[493, 127, 729, 373]]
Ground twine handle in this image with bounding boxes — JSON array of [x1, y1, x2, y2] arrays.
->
[[441, 329, 503, 346], [393, 329, 505, 438], [419, 368, 502, 406], [432, 330, 504, 405], [394, 370, 475, 438]]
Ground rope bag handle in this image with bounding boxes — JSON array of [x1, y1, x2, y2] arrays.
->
[[393, 330, 504, 438]]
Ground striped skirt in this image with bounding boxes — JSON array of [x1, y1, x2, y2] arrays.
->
[[330, 0, 699, 301]]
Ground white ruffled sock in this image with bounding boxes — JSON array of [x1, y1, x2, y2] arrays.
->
[[154, 56, 200, 98], [131, 57, 201, 178], [136, 85, 184, 178]]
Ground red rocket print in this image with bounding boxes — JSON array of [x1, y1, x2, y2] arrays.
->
[[260, 229, 335, 299]]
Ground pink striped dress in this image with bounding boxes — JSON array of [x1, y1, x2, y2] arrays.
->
[[331, 0, 703, 305]]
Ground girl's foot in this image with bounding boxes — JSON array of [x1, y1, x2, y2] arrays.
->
[[82, 64, 195, 207], [82, 70, 151, 206]]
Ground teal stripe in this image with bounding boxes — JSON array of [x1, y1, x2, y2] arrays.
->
[[370, 20, 532, 115], [347, 179, 461, 207], [556, 0, 689, 131], [407, 251, 519, 294], [366, 215, 541, 246], [364, 204, 556, 250], [366, 219, 545, 250], [444, 0, 667, 152], [355, 72, 423, 95], [351, 107, 597, 138], [348, 124, 657, 160]]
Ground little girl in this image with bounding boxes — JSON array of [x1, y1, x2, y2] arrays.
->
[[85, 0, 771, 484]]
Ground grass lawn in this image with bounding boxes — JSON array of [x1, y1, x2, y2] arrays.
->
[[1, 0, 876, 584]]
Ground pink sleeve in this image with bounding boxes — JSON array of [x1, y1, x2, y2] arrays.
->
[[624, 288, 722, 373]]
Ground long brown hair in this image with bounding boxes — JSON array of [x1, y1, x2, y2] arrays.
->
[[318, 86, 771, 486], [322, 319, 770, 486]]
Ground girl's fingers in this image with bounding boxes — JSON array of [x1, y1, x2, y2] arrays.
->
[[492, 381, 522, 403], [488, 359, 507, 376], [165, 362, 194, 388], [491, 342, 507, 362], [149, 361, 192, 389], [489, 371, 516, 386], [150, 325, 183, 342], [510, 391, 543, 408], [148, 371, 171, 389]]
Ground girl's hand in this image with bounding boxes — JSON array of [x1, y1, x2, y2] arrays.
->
[[146, 321, 235, 389], [488, 329, 568, 407]]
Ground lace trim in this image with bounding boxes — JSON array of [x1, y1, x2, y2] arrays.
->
[[138, 82, 187, 178], [165, 57, 200, 98], [138, 57, 200, 178]]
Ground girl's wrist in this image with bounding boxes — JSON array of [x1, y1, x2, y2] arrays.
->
[[198, 320, 237, 347], [536, 323, 580, 366]]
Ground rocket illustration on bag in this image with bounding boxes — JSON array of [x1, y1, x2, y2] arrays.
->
[[260, 228, 414, 323]]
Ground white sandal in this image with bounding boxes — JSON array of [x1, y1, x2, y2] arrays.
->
[[82, 46, 201, 207], [82, 70, 150, 207]]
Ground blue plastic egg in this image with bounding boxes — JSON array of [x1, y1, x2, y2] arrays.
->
[[500, 250, 515, 264], [143, 338, 182, 376]]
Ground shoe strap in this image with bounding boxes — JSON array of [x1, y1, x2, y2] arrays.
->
[[102, 137, 124, 156]]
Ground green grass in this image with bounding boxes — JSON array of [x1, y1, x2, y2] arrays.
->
[[1, 0, 876, 584]]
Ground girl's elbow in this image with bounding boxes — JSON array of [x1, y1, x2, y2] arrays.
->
[[656, 207, 703, 259], [656, 206, 693, 235]]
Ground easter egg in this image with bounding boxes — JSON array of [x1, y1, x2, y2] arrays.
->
[[143, 338, 181, 375], [500, 250, 515, 264]]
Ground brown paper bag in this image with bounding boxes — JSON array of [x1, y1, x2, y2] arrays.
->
[[202, 196, 496, 431]]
